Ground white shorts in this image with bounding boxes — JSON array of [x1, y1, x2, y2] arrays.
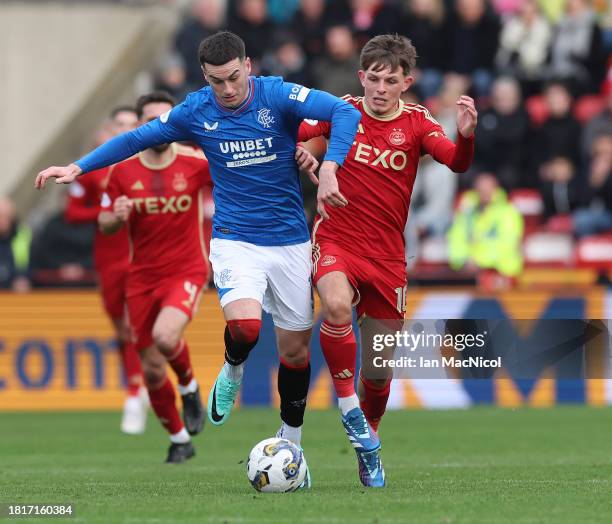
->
[[209, 238, 313, 331]]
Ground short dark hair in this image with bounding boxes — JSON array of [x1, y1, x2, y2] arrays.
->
[[135, 91, 176, 119], [198, 31, 246, 67], [360, 34, 417, 76], [110, 105, 136, 119]]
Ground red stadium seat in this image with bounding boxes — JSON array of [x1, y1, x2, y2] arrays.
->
[[573, 95, 605, 124], [544, 214, 574, 233], [418, 236, 449, 266], [525, 95, 549, 126], [523, 232, 575, 267], [509, 189, 543, 233], [576, 234, 612, 269]]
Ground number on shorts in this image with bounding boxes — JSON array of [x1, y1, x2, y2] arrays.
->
[[183, 280, 198, 309], [394, 286, 407, 314]]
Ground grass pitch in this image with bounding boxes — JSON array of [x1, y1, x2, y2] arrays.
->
[[0, 407, 611, 523]]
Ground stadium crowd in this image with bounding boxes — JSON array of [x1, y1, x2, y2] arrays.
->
[[21, 0, 612, 287]]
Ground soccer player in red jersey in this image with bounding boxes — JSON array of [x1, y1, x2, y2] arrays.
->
[[298, 34, 478, 487], [64, 106, 148, 435], [99, 91, 212, 463]]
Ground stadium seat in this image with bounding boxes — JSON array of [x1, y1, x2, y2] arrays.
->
[[523, 232, 575, 267], [576, 234, 612, 269], [509, 189, 543, 233], [525, 95, 549, 126], [419, 236, 449, 265], [573, 95, 605, 124], [544, 214, 574, 233]]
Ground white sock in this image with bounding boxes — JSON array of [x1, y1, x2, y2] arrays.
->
[[177, 378, 198, 395], [278, 422, 302, 446], [223, 361, 244, 382], [170, 428, 190, 444], [338, 394, 359, 416]]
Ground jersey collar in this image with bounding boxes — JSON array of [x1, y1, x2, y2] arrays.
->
[[362, 98, 404, 121], [212, 77, 255, 115], [138, 143, 177, 170]]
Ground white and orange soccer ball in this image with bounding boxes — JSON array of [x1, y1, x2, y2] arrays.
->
[[246, 438, 308, 493]]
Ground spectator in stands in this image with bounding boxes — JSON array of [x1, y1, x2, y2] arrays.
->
[[581, 76, 612, 161], [0, 198, 31, 292], [29, 202, 94, 288], [546, 0, 606, 94], [475, 76, 531, 189], [289, 0, 350, 61], [310, 24, 362, 97], [446, 0, 501, 97], [530, 80, 582, 184], [349, 0, 403, 48], [448, 172, 524, 276], [174, 0, 226, 92], [261, 33, 312, 86], [154, 51, 189, 101], [401, 0, 449, 99], [538, 156, 582, 220], [573, 134, 612, 237], [228, 0, 274, 73], [405, 78, 462, 265], [495, 0, 552, 97]]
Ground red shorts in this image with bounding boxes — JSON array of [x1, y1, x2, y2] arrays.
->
[[126, 274, 206, 351], [312, 240, 407, 320], [98, 266, 127, 320]]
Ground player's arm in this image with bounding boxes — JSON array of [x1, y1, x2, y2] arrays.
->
[[278, 83, 361, 218], [35, 101, 193, 188], [64, 177, 100, 224], [421, 96, 477, 173]]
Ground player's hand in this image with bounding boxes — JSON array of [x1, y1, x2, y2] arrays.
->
[[295, 145, 319, 186], [35, 163, 82, 189], [113, 195, 133, 222], [456, 96, 478, 138], [317, 160, 348, 220]]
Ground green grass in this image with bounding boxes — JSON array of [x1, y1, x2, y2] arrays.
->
[[0, 407, 611, 523]]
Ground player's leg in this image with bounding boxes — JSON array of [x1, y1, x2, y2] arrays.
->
[[314, 247, 384, 487], [357, 262, 407, 432], [208, 239, 267, 425], [111, 315, 147, 435], [140, 344, 194, 463], [127, 292, 194, 462], [153, 275, 207, 434], [100, 269, 146, 434]]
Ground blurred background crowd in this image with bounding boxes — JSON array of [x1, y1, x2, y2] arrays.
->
[[4, 0, 611, 291]]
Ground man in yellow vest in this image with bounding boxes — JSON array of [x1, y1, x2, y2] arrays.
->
[[448, 172, 523, 277]]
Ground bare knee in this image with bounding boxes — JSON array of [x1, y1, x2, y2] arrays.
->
[[278, 330, 310, 367], [152, 327, 180, 355], [322, 294, 352, 325]]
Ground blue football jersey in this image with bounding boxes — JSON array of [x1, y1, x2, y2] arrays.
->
[[76, 76, 360, 246]]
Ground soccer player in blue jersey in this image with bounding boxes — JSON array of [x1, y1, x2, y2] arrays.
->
[[36, 32, 360, 477]]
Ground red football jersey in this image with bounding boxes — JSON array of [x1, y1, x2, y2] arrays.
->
[[299, 97, 474, 260], [103, 144, 212, 295], [65, 167, 129, 272]]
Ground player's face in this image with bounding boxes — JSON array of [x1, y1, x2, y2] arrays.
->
[[141, 101, 174, 153], [358, 65, 413, 117], [202, 57, 252, 109], [112, 110, 138, 136]]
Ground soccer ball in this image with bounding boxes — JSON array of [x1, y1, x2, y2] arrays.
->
[[246, 437, 307, 493]]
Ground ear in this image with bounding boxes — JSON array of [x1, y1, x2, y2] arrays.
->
[[358, 70, 366, 88], [244, 57, 252, 76], [402, 75, 414, 93], [201, 65, 208, 82]]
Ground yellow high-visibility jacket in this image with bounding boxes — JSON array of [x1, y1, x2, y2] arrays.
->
[[448, 188, 524, 276]]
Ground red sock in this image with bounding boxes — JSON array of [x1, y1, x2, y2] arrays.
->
[[166, 340, 193, 387], [147, 377, 184, 434], [320, 321, 357, 398], [359, 375, 391, 432], [119, 341, 142, 397]]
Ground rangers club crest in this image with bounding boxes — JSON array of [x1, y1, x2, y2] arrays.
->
[[172, 173, 187, 192], [321, 255, 336, 267], [389, 128, 405, 146], [257, 107, 275, 129]]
